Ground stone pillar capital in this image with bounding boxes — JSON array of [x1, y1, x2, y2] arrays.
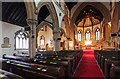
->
[[27, 19, 38, 25], [53, 30, 61, 34], [53, 27, 61, 34]]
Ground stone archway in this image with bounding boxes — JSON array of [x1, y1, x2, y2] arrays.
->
[[36, 22, 53, 50], [72, 2, 111, 23], [111, 2, 120, 50], [61, 15, 70, 38], [70, 2, 111, 48], [24, 1, 36, 20], [37, 2, 60, 51], [37, 2, 59, 29]]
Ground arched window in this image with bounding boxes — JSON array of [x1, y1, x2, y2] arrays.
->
[[86, 30, 91, 40], [15, 32, 29, 50], [78, 30, 82, 41], [96, 28, 100, 40], [40, 35, 45, 46]]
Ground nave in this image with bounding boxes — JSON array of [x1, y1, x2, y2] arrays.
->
[[0, 1, 120, 79], [1, 49, 120, 79]]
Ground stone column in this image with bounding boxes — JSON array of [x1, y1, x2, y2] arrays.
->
[[100, 22, 103, 40], [83, 27, 85, 45], [91, 25, 94, 43], [105, 22, 110, 41], [27, 19, 37, 58], [63, 16, 70, 50], [53, 28, 61, 51], [69, 19, 75, 50], [111, 3, 119, 50]]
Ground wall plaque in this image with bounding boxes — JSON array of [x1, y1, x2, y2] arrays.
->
[[1, 37, 11, 48], [1, 44, 11, 48]]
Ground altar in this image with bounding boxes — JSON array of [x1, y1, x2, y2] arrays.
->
[[82, 40, 95, 49]]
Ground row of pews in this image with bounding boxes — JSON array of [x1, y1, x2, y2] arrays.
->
[[0, 59, 24, 79], [1, 50, 83, 79], [94, 50, 120, 79]]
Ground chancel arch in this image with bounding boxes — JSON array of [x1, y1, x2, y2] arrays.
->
[[71, 2, 111, 24], [71, 3, 111, 47], [71, 2, 111, 49]]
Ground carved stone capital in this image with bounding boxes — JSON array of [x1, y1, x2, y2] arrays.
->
[[53, 30, 61, 34], [27, 19, 38, 25], [53, 28, 61, 34]]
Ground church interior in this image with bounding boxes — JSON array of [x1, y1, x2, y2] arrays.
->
[[0, 0, 120, 79]]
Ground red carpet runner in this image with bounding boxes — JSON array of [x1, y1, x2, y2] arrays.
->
[[73, 49, 104, 78]]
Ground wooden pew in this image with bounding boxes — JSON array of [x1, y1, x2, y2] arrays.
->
[[3, 55, 72, 78], [0, 69, 24, 79], [104, 57, 120, 78], [5, 60, 65, 79], [35, 52, 82, 74], [36, 50, 83, 71], [94, 50, 120, 79], [3, 50, 83, 78], [3, 54, 32, 63], [32, 58, 72, 78], [13, 53, 29, 57], [110, 62, 120, 79], [0, 59, 10, 71], [35, 54, 75, 73]]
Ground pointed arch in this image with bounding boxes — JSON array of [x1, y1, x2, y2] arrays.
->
[[71, 2, 111, 24], [37, 2, 59, 29], [24, 1, 36, 19]]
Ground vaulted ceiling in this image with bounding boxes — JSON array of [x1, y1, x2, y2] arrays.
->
[[64, 2, 77, 11], [2, 2, 28, 27], [75, 5, 103, 27]]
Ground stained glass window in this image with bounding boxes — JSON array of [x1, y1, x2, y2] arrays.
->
[[86, 30, 91, 40], [78, 30, 82, 41]]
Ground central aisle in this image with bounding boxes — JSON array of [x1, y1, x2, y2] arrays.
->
[[73, 49, 105, 78]]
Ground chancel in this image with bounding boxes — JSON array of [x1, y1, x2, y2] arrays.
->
[[0, 0, 120, 79]]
